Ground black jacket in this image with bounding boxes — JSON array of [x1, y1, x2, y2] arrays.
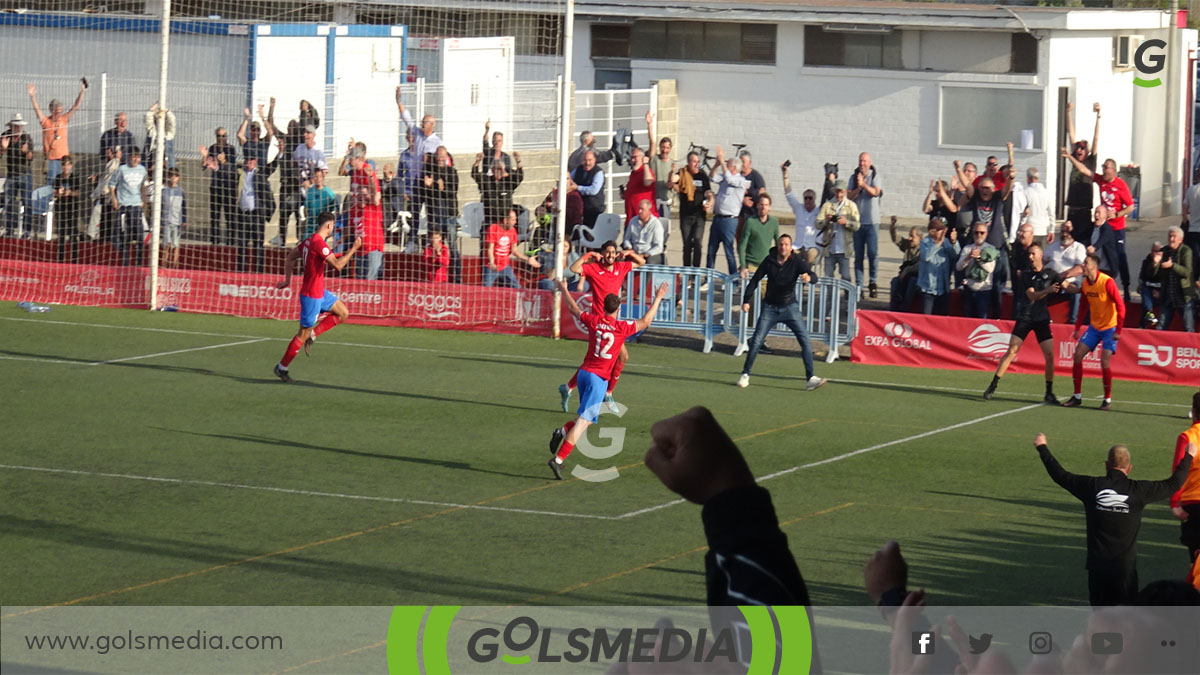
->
[[238, 159, 277, 218], [1037, 444, 1192, 570], [1089, 222, 1119, 276], [744, 248, 817, 307], [472, 164, 523, 225]]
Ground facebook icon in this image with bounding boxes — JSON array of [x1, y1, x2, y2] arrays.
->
[[912, 631, 935, 655]]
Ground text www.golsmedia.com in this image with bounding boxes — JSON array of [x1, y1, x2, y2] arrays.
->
[[24, 630, 283, 655]]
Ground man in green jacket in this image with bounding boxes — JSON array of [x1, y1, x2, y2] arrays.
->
[[739, 192, 780, 279], [1155, 225, 1195, 332]]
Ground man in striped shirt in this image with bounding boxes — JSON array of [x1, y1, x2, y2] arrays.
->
[[1064, 254, 1125, 410]]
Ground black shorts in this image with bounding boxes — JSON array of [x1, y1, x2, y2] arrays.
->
[[1182, 504, 1200, 556], [1012, 318, 1053, 344]]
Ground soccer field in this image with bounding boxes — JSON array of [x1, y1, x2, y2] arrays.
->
[[1, 306, 1193, 610]]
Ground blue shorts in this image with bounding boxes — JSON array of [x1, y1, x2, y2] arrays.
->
[[299, 291, 338, 328], [576, 369, 609, 423], [1079, 326, 1118, 353]]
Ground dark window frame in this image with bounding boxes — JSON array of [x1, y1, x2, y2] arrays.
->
[[592, 20, 775, 65]]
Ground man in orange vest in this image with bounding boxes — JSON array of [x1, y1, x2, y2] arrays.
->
[[1064, 254, 1125, 410], [1173, 392, 1200, 571]]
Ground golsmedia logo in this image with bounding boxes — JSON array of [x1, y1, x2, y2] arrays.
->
[[1133, 38, 1166, 88], [386, 606, 812, 674]]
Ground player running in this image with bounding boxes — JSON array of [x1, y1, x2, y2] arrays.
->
[[983, 242, 1061, 404], [1063, 253, 1125, 410], [273, 211, 362, 382], [548, 280, 668, 480], [557, 241, 646, 413]]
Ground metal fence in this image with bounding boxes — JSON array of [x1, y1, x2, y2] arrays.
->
[[574, 87, 658, 215]]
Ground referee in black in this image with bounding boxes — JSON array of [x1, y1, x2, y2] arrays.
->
[[1033, 432, 1195, 606], [983, 242, 1061, 404]]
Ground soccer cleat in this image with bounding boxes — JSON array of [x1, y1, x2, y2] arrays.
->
[[558, 384, 571, 412], [869, 282, 878, 299], [604, 393, 619, 413], [547, 457, 563, 480], [549, 427, 564, 455], [303, 335, 315, 356], [1099, 398, 1112, 411], [1063, 396, 1082, 408], [983, 383, 996, 400], [736, 373, 750, 388], [1043, 393, 1061, 406], [806, 376, 827, 391], [273, 364, 292, 383]]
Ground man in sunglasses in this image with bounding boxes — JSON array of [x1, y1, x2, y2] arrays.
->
[[201, 127, 239, 245]]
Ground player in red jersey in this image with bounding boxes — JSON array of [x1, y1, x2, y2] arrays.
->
[[558, 241, 645, 412], [548, 279, 668, 479], [272, 211, 362, 382]]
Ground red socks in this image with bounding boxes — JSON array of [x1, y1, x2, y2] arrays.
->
[[607, 359, 625, 394], [313, 314, 342, 337], [556, 421, 577, 462], [1073, 360, 1083, 396], [280, 336, 303, 367], [1102, 367, 1112, 399]]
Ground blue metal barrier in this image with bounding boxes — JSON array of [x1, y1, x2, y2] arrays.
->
[[725, 275, 858, 363], [620, 264, 724, 353]]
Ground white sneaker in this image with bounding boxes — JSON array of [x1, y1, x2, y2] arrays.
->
[[269, 234, 284, 247], [806, 376, 827, 391], [699, 282, 710, 293], [736, 374, 749, 388]]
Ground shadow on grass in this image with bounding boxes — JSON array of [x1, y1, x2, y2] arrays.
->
[[167, 428, 546, 481]]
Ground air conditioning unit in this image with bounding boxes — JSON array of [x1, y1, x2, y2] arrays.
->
[[1114, 35, 1144, 69]]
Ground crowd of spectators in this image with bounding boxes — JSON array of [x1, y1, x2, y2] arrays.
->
[[3, 91, 1190, 324]]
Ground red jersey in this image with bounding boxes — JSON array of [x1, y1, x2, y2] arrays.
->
[[423, 244, 450, 282], [486, 224, 518, 270], [350, 165, 384, 252], [581, 260, 633, 306], [578, 311, 638, 378], [1094, 175, 1134, 231], [624, 166, 659, 223], [299, 233, 333, 299]]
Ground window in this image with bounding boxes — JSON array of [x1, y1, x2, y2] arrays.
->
[[1011, 33, 1038, 74], [592, 24, 631, 59], [592, 21, 775, 64], [940, 86, 1044, 149], [804, 25, 901, 69]]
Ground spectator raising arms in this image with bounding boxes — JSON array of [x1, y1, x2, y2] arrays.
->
[[28, 80, 85, 182], [472, 151, 524, 228]]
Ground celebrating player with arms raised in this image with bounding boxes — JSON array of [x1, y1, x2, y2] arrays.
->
[[273, 211, 362, 382], [548, 280, 667, 479], [558, 241, 645, 412]]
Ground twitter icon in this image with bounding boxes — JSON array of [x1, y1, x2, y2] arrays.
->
[[968, 634, 993, 654]]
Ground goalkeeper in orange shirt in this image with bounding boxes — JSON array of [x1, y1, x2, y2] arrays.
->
[[1173, 392, 1200, 567]]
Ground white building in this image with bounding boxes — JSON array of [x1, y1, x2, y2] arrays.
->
[[572, 0, 1197, 219]]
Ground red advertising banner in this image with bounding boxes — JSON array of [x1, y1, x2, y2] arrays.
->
[[0, 259, 589, 341], [852, 310, 1200, 386]]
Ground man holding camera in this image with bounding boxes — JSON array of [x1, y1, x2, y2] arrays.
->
[[1, 114, 34, 238], [815, 179, 860, 281]]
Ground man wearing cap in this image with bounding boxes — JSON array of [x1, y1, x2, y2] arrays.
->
[[815, 178, 860, 282], [1, 114, 34, 238], [28, 81, 85, 183], [395, 87, 443, 162]]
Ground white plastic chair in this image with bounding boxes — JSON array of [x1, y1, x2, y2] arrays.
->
[[577, 212, 622, 250], [28, 186, 54, 240], [458, 201, 484, 239]]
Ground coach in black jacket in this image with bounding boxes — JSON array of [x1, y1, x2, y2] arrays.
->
[[737, 234, 826, 391], [1034, 433, 1195, 606]]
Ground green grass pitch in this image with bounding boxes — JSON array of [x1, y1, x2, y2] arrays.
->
[[0, 306, 1194, 610]]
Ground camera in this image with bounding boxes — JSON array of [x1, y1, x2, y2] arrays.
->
[[783, 159, 792, 168]]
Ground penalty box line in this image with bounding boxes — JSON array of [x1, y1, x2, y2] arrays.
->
[[0, 464, 618, 521]]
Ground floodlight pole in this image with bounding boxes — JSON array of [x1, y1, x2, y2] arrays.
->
[[552, 0, 575, 339]]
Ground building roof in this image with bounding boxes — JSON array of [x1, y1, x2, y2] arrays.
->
[[575, 0, 1174, 31]]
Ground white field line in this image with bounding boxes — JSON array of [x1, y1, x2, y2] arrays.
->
[[3, 316, 1191, 409], [614, 403, 1043, 520], [0, 355, 80, 365], [90, 338, 269, 365], [0, 464, 616, 521]]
